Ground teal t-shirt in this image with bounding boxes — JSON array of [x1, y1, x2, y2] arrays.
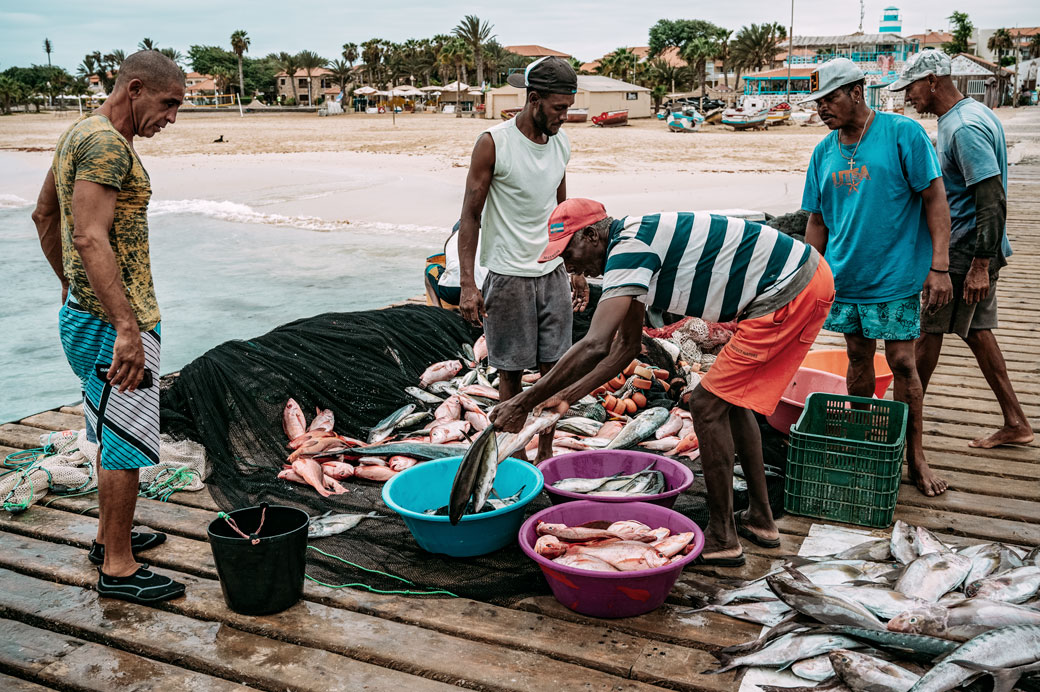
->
[[801, 111, 941, 304], [936, 97, 1013, 274]]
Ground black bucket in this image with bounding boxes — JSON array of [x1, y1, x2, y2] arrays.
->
[[207, 503, 310, 615]]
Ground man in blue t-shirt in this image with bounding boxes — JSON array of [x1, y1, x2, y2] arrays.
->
[[890, 51, 1033, 450], [801, 58, 954, 497]]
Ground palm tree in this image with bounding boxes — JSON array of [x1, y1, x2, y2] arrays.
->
[[342, 42, 359, 68], [1030, 33, 1040, 59], [988, 28, 1014, 64], [439, 37, 472, 117], [327, 59, 353, 100], [296, 50, 327, 105], [648, 57, 687, 93], [453, 15, 495, 90], [361, 39, 383, 85], [682, 37, 718, 98], [275, 51, 299, 103], [230, 30, 250, 101], [139, 38, 158, 51], [731, 23, 785, 78], [44, 38, 53, 67], [0, 76, 24, 115], [599, 47, 638, 81], [715, 29, 733, 88], [159, 47, 184, 67]]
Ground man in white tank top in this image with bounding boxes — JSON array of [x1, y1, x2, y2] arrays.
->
[[458, 57, 587, 460]]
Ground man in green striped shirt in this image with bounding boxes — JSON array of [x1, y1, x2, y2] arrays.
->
[[493, 200, 835, 566]]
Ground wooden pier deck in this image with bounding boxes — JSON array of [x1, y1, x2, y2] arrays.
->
[[1, 171, 1037, 691]]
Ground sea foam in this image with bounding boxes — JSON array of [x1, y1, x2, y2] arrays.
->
[[149, 199, 352, 232], [0, 194, 31, 209]]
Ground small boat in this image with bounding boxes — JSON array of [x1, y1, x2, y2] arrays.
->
[[567, 108, 588, 123], [721, 97, 769, 131], [591, 110, 628, 127], [703, 107, 724, 124], [666, 108, 704, 133], [500, 107, 522, 120], [791, 109, 825, 127], [766, 109, 791, 126]]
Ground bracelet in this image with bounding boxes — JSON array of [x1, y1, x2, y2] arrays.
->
[[929, 267, 949, 273]]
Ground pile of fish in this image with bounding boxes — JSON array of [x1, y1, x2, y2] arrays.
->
[[276, 332, 704, 498], [685, 519, 1040, 691], [533, 519, 697, 571], [551, 462, 668, 497]]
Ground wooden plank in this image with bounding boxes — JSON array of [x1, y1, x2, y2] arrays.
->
[[0, 505, 739, 689], [0, 673, 58, 692], [917, 447, 1040, 480], [0, 565, 462, 692], [0, 424, 49, 450], [923, 428, 1040, 460], [19, 411, 84, 432], [0, 537, 672, 692], [900, 467, 1040, 501], [0, 619, 249, 692], [896, 485, 1040, 524]]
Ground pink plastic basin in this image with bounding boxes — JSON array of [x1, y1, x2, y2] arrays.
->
[[518, 500, 704, 618], [538, 450, 694, 508], [766, 367, 849, 433], [765, 350, 895, 434]]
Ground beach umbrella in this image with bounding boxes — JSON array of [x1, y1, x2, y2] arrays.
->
[[354, 86, 377, 95]]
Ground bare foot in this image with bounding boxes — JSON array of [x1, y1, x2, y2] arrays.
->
[[968, 426, 1034, 449], [908, 462, 948, 497]]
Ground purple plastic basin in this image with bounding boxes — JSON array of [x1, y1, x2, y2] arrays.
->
[[518, 500, 705, 618], [538, 450, 694, 508]]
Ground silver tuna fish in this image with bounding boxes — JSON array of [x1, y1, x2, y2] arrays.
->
[[894, 552, 972, 602]]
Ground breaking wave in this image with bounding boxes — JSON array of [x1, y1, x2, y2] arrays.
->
[[148, 198, 445, 234], [0, 194, 32, 209]]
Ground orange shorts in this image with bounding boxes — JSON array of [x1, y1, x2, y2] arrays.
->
[[701, 259, 835, 416]]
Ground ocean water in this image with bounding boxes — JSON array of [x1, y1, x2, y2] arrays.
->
[[0, 197, 441, 423]]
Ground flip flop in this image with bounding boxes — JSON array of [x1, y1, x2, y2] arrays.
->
[[734, 510, 781, 549], [692, 552, 746, 568]]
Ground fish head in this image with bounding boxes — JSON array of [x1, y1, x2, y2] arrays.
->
[[534, 535, 568, 559], [886, 605, 947, 635]]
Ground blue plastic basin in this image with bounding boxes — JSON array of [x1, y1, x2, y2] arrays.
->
[[382, 456, 543, 557]]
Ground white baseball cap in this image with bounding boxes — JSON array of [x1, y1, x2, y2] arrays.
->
[[798, 58, 865, 105], [888, 50, 952, 91]]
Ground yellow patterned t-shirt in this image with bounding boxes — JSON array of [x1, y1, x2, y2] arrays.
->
[[52, 114, 158, 329]]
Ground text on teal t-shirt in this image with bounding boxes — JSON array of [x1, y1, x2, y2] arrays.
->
[[801, 111, 941, 304]]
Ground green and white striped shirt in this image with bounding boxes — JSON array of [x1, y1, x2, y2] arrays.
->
[[602, 213, 814, 322]]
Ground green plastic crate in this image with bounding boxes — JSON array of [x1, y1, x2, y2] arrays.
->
[[784, 393, 908, 528]]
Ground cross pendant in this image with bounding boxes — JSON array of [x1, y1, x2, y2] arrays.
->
[[849, 158, 855, 170]]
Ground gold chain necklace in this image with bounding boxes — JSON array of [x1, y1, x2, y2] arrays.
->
[[838, 109, 874, 170]]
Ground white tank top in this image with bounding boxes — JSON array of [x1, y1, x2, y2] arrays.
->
[[480, 117, 570, 277]]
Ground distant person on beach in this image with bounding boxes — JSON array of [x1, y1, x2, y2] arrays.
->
[[492, 200, 834, 567], [890, 51, 1033, 449], [457, 57, 588, 460], [800, 58, 954, 497], [31, 50, 187, 604], [425, 221, 488, 308]]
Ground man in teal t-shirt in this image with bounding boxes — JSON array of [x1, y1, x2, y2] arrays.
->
[[890, 50, 1033, 451], [800, 58, 954, 497]]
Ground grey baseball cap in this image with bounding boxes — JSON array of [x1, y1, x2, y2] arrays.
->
[[797, 58, 865, 105], [888, 50, 952, 91], [507, 56, 578, 94]]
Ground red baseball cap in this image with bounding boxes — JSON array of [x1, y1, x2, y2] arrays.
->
[[538, 198, 608, 263]]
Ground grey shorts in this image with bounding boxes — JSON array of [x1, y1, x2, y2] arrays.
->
[[482, 265, 572, 371], [920, 273, 998, 338]]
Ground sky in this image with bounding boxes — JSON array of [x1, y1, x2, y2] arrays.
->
[[1, 0, 1035, 71]]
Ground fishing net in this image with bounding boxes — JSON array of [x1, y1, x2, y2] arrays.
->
[[160, 303, 783, 605]]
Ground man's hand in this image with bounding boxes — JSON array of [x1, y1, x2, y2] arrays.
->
[[534, 395, 570, 418], [964, 261, 990, 305], [922, 271, 953, 311], [459, 283, 486, 326], [570, 274, 589, 312], [108, 325, 145, 393], [489, 397, 531, 433]]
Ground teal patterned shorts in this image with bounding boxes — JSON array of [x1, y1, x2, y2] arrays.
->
[[823, 294, 921, 341]]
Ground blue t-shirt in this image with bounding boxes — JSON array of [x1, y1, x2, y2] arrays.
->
[[802, 111, 941, 304], [937, 97, 1013, 274]]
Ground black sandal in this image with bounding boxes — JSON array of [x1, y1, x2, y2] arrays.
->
[[734, 510, 781, 549], [96, 564, 185, 604], [88, 531, 167, 565], [692, 552, 746, 567]]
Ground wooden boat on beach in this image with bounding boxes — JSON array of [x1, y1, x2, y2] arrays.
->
[[500, 107, 522, 120], [722, 97, 769, 131], [591, 110, 628, 127], [566, 108, 588, 123]]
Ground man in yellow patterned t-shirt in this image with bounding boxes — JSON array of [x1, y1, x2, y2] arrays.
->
[[32, 50, 186, 605]]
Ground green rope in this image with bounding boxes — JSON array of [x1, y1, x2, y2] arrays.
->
[[305, 545, 458, 598]]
